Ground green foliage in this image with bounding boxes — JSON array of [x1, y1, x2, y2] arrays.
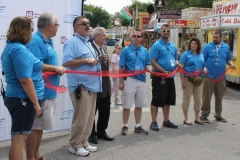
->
[[127, 0, 156, 13], [165, 0, 213, 9], [83, 4, 111, 28]]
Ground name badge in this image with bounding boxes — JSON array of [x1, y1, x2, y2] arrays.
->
[[135, 65, 140, 71], [170, 59, 175, 67], [215, 57, 219, 65]]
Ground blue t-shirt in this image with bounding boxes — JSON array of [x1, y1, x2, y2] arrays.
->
[[150, 38, 178, 78], [202, 42, 232, 79], [28, 30, 60, 100], [1, 41, 44, 99], [62, 33, 102, 94], [179, 50, 205, 77], [119, 44, 150, 82]]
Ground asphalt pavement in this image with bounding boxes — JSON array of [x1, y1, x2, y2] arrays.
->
[[0, 46, 240, 160]]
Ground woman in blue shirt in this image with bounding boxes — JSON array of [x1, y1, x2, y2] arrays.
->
[[1, 16, 64, 160], [179, 38, 207, 125]]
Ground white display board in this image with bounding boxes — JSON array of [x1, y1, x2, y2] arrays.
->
[[0, 0, 83, 142]]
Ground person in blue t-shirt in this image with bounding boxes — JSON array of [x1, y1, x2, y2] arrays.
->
[[179, 37, 207, 126], [119, 29, 151, 136], [200, 30, 236, 123], [26, 13, 65, 160], [149, 24, 182, 131], [1, 16, 64, 160], [63, 16, 102, 157]]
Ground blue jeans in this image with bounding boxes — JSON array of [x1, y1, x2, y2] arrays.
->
[[4, 97, 39, 135]]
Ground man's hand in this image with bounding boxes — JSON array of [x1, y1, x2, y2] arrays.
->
[[176, 62, 183, 68], [99, 54, 108, 62], [89, 59, 99, 66], [146, 65, 152, 73], [203, 67, 208, 74], [231, 64, 236, 69]]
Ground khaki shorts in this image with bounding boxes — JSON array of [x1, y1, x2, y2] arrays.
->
[[32, 99, 56, 130], [122, 77, 147, 109]]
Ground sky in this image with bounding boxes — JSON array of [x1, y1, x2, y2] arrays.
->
[[85, 0, 153, 15]]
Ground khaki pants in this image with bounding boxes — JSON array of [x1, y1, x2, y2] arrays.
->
[[182, 78, 203, 110], [69, 85, 97, 149], [201, 77, 224, 117]]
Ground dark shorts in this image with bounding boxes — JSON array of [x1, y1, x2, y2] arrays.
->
[[4, 97, 38, 135], [151, 76, 176, 107]]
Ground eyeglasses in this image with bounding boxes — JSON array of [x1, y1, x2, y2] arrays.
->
[[54, 24, 60, 27], [161, 30, 170, 33], [77, 22, 90, 26], [117, 48, 122, 49], [132, 35, 141, 38]]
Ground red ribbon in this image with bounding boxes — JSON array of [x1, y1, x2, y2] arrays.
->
[[43, 66, 236, 92], [178, 66, 236, 82]]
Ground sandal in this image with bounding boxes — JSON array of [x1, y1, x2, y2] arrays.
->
[[39, 156, 48, 160], [195, 120, 204, 125], [183, 120, 192, 125]]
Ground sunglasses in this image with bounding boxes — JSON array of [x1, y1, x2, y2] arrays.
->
[[117, 48, 122, 49], [161, 30, 170, 33], [77, 22, 90, 26], [54, 23, 60, 27], [132, 35, 141, 38]]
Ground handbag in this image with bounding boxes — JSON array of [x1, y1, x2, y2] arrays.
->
[[187, 76, 203, 86]]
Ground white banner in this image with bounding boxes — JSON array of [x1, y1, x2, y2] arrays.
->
[[0, 0, 83, 142]]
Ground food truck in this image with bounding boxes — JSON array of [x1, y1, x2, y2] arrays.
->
[[200, 0, 240, 83]]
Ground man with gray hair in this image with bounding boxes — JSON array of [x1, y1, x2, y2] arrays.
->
[[88, 27, 115, 144], [63, 16, 104, 157], [26, 12, 63, 160]]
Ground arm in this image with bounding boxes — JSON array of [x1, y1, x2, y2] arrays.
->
[[63, 58, 97, 68], [151, 59, 170, 74], [112, 62, 116, 72], [119, 66, 124, 90], [19, 78, 41, 117], [227, 60, 236, 69], [42, 64, 65, 76], [179, 64, 186, 89]]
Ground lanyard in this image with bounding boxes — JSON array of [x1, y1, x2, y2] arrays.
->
[[215, 44, 221, 57], [74, 34, 98, 60]]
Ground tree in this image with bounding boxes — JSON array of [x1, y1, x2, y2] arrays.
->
[[164, 0, 213, 9], [83, 4, 111, 28]]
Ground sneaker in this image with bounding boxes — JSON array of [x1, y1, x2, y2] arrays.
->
[[149, 122, 159, 131], [69, 146, 90, 156], [200, 116, 210, 123], [214, 116, 227, 122], [84, 145, 97, 152], [162, 120, 178, 129], [115, 100, 122, 105], [121, 126, 128, 135], [134, 126, 148, 135]]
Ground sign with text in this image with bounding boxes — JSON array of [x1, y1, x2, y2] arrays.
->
[[160, 9, 181, 15], [200, 15, 220, 29], [200, 14, 240, 29], [181, 7, 212, 20], [159, 15, 181, 19], [213, 0, 240, 15], [220, 15, 240, 28]]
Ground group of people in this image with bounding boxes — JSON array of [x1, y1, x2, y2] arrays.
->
[[1, 13, 236, 160], [2, 13, 64, 160]]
